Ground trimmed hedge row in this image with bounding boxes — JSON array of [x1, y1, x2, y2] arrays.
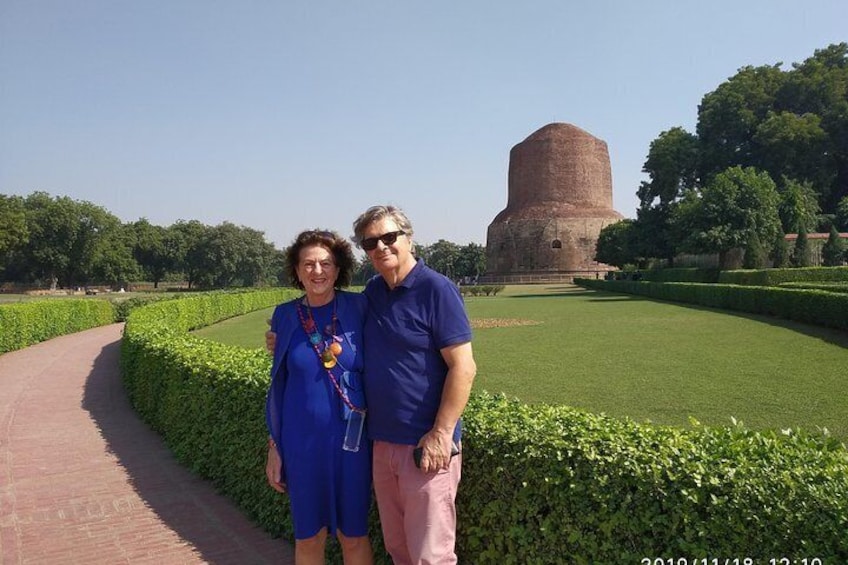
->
[[639, 266, 848, 286], [461, 393, 848, 563], [718, 266, 848, 286], [119, 289, 302, 537], [778, 282, 848, 293], [122, 289, 848, 562], [576, 279, 848, 332], [0, 298, 117, 354], [641, 268, 721, 283]]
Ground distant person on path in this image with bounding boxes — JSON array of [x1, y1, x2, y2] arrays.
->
[[352, 205, 476, 565], [265, 229, 373, 565]]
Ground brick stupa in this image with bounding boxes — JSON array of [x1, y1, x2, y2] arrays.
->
[[485, 123, 623, 281]]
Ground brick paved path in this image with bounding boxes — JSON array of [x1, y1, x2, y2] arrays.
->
[[0, 324, 295, 564]]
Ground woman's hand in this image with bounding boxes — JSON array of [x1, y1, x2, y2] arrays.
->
[[265, 443, 286, 493]]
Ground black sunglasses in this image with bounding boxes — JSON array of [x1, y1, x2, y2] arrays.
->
[[360, 230, 406, 251]]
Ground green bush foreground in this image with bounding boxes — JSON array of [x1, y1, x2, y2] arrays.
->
[[120, 290, 848, 563]]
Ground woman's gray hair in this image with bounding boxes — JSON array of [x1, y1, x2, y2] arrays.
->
[[352, 205, 414, 245]]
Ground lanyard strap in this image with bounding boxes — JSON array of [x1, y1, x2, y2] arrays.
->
[[296, 299, 365, 414]]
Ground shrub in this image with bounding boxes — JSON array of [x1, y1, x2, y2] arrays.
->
[[460, 392, 848, 563], [778, 282, 848, 294], [641, 268, 721, 283], [459, 285, 504, 297], [771, 230, 791, 268], [575, 279, 848, 332], [0, 299, 116, 353], [120, 289, 300, 535], [718, 266, 848, 286], [111, 293, 183, 321], [792, 228, 813, 267], [822, 226, 846, 267], [122, 288, 848, 562]]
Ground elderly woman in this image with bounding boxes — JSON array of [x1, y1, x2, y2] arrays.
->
[[265, 229, 373, 565]]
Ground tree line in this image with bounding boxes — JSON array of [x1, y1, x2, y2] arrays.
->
[[596, 43, 848, 270], [0, 191, 487, 290]]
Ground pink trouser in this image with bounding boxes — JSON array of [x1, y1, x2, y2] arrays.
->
[[372, 441, 462, 565]]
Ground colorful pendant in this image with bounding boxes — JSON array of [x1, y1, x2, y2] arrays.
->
[[321, 348, 337, 368], [309, 332, 322, 345], [329, 341, 343, 356]]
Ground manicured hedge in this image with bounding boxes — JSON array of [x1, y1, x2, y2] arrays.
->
[[122, 289, 848, 562], [461, 393, 848, 563], [112, 293, 185, 321], [638, 266, 848, 286], [778, 282, 848, 293], [718, 266, 848, 286], [641, 267, 721, 283], [120, 289, 302, 536], [0, 298, 117, 354], [576, 279, 848, 332]]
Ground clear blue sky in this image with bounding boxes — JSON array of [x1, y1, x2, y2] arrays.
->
[[2, 1, 846, 249]]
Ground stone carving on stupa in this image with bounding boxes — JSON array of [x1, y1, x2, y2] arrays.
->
[[485, 123, 624, 280]]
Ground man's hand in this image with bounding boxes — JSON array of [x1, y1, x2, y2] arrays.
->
[[416, 429, 454, 473], [265, 319, 276, 354]]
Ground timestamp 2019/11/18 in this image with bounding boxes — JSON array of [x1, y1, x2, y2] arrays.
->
[[640, 559, 823, 565]]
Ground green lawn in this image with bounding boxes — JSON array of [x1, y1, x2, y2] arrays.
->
[[192, 306, 277, 350], [193, 284, 848, 439]]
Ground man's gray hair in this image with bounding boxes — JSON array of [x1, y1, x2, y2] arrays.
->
[[352, 205, 414, 245]]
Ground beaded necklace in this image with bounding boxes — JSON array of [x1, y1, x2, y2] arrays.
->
[[296, 296, 364, 414]]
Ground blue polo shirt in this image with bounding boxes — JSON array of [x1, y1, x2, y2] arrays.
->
[[363, 259, 473, 446]]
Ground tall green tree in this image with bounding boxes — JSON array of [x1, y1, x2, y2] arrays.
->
[[821, 225, 846, 266], [673, 167, 781, 269], [89, 217, 140, 285], [778, 178, 821, 233], [791, 226, 812, 267], [0, 194, 28, 256], [638, 127, 700, 209], [454, 243, 486, 280], [635, 127, 700, 264], [170, 220, 211, 290], [778, 43, 848, 211], [753, 111, 834, 201], [18, 192, 131, 287], [595, 219, 638, 269], [232, 225, 278, 287], [836, 196, 848, 230], [697, 64, 786, 183], [130, 219, 173, 288], [170, 221, 279, 289], [693, 43, 847, 216], [770, 229, 791, 268], [742, 234, 768, 269], [0, 194, 28, 277], [425, 239, 460, 280]]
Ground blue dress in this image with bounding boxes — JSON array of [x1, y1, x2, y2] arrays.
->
[[265, 291, 372, 539]]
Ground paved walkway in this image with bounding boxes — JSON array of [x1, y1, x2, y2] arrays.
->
[[0, 324, 295, 564]]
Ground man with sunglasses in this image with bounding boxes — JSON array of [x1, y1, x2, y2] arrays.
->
[[351, 205, 476, 565]]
